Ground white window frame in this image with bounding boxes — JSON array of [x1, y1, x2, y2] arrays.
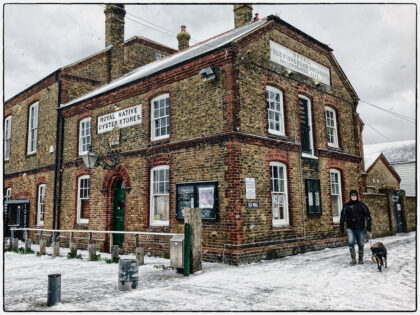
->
[[150, 165, 170, 226], [270, 162, 289, 227], [27, 102, 39, 154], [325, 106, 339, 148], [266, 86, 285, 136], [151, 94, 170, 141], [299, 95, 315, 158], [5, 188, 12, 201], [4, 115, 12, 161], [330, 169, 343, 223], [78, 117, 91, 155], [37, 184, 46, 226], [77, 175, 90, 224]]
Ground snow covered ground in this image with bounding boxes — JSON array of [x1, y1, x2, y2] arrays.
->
[[4, 232, 416, 311]]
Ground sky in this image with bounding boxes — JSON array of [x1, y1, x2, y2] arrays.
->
[[3, 2, 416, 145]]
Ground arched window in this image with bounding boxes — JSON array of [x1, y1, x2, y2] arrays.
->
[[266, 86, 285, 136], [330, 169, 343, 223], [270, 162, 289, 226]]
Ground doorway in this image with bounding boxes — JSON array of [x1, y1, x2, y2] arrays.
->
[[112, 178, 125, 247]]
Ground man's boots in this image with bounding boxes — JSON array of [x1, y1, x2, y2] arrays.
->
[[349, 248, 357, 265], [358, 248, 364, 264]]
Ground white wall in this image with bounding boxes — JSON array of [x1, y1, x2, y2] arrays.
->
[[392, 162, 416, 196]]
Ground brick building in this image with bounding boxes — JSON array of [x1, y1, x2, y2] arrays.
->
[[4, 4, 366, 264]]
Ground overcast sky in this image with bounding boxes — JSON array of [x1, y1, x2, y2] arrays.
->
[[3, 2, 416, 145]]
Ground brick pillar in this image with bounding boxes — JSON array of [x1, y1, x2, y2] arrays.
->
[[233, 4, 253, 28]]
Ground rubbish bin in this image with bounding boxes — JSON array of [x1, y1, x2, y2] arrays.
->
[[118, 259, 138, 291], [170, 234, 184, 269]]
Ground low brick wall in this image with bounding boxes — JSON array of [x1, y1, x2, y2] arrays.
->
[[363, 193, 393, 238], [405, 196, 417, 232]]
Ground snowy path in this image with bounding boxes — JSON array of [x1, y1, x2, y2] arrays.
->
[[4, 232, 416, 311]]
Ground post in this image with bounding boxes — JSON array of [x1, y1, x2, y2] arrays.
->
[[88, 233, 96, 261], [39, 231, 46, 255], [184, 208, 202, 274], [52, 232, 60, 258], [25, 238, 32, 252], [111, 245, 120, 262], [69, 232, 77, 257], [184, 224, 191, 276], [11, 230, 18, 250], [110, 233, 113, 254], [47, 274, 61, 306], [135, 247, 144, 266]]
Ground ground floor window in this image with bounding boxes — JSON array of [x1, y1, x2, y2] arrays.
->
[[77, 175, 90, 224], [150, 165, 169, 226], [330, 169, 343, 223], [37, 184, 45, 226], [270, 162, 289, 226]]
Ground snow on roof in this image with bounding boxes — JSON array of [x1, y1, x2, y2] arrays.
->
[[62, 19, 269, 108], [364, 140, 416, 170]]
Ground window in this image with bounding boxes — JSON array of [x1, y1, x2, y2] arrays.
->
[[4, 116, 11, 160], [37, 184, 46, 225], [325, 107, 339, 148], [299, 96, 314, 156], [176, 182, 218, 221], [266, 86, 285, 136], [27, 102, 39, 154], [305, 179, 322, 216], [270, 162, 289, 226], [5, 188, 12, 201], [8, 205, 19, 226], [151, 94, 170, 141], [330, 169, 343, 223], [77, 175, 90, 224], [150, 166, 169, 226], [79, 118, 91, 155]]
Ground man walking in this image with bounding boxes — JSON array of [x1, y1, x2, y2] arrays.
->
[[340, 190, 372, 265]]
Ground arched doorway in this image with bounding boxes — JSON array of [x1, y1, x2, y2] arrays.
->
[[112, 178, 125, 247]]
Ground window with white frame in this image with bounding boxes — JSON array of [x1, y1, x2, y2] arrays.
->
[[270, 162, 289, 226], [299, 95, 314, 156], [330, 169, 343, 223], [5, 188, 12, 201], [4, 116, 11, 160], [79, 118, 91, 155], [150, 165, 169, 226], [77, 175, 90, 224], [27, 102, 39, 154], [266, 86, 285, 136], [325, 107, 339, 148], [151, 94, 170, 141], [37, 184, 46, 225]]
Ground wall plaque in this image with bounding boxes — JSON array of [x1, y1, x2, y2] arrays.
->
[[97, 104, 142, 134]]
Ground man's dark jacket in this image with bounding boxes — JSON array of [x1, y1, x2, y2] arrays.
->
[[340, 199, 372, 232]]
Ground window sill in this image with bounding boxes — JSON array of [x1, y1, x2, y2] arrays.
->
[[151, 136, 170, 143], [327, 145, 341, 151], [272, 223, 291, 229], [26, 152, 37, 158], [149, 222, 169, 227], [301, 153, 318, 160]]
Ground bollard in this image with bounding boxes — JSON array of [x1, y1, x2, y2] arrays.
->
[[25, 239, 32, 252], [52, 242, 60, 258], [4, 238, 11, 251], [135, 247, 144, 266], [88, 244, 97, 261], [118, 259, 138, 291], [47, 274, 61, 306], [111, 245, 120, 262], [69, 242, 77, 257], [11, 238, 19, 250], [39, 240, 47, 255], [184, 223, 191, 277]]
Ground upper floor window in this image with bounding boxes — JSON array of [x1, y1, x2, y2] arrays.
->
[[266, 86, 285, 136], [330, 169, 343, 223], [5, 188, 12, 201], [4, 116, 11, 161], [270, 162, 289, 227], [27, 102, 39, 154], [77, 175, 90, 224], [325, 107, 339, 148], [79, 118, 91, 155], [151, 94, 170, 141], [150, 165, 169, 226], [37, 184, 46, 226], [299, 95, 314, 157]]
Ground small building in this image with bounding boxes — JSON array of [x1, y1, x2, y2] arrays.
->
[[364, 153, 401, 193]]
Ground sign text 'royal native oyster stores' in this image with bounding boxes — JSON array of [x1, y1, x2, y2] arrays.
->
[[270, 41, 331, 86], [97, 105, 142, 134]]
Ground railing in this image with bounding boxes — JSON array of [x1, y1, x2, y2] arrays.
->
[[9, 227, 182, 253]]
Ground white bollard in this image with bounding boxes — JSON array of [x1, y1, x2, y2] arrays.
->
[[52, 242, 60, 258], [88, 244, 97, 261], [135, 247, 144, 266]]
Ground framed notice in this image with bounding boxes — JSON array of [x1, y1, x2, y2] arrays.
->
[[245, 178, 256, 200], [176, 181, 218, 221]]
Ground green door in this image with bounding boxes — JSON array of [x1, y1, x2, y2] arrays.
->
[[112, 184, 125, 247]]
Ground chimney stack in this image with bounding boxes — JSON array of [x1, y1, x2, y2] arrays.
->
[[233, 4, 253, 28], [177, 25, 190, 51], [104, 4, 126, 81]]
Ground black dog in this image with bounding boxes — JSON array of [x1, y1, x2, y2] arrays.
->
[[370, 242, 387, 272]]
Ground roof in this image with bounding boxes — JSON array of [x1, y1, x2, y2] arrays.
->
[[61, 18, 270, 107], [364, 140, 416, 170], [365, 153, 401, 183]]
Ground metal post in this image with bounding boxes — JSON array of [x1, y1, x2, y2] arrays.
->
[[47, 274, 61, 306], [110, 233, 113, 254], [88, 233, 93, 245], [135, 234, 139, 248], [184, 223, 191, 277]]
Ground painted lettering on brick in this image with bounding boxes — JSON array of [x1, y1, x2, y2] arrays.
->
[[97, 104, 142, 134]]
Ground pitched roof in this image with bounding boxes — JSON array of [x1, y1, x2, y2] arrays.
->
[[365, 153, 401, 183], [364, 140, 416, 170]]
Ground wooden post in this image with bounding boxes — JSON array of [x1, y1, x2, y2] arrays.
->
[[88, 233, 96, 261], [184, 208, 202, 273], [69, 232, 77, 257], [25, 238, 32, 252], [110, 234, 113, 254], [11, 230, 18, 250], [135, 247, 144, 266], [39, 231, 46, 255], [111, 245, 120, 261]]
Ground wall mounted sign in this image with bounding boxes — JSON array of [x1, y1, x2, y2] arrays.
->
[[245, 178, 256, 200], [246, 201, 260, 208], [270, 41, 331, 86], [97, 104, 142, 134]]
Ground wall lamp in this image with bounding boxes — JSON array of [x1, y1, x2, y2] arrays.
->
[[82, 151, 119, 170], [199, 65, 217, 81]]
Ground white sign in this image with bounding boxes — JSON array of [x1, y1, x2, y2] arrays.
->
[[97, 105, 142, 134], [270, 41, 331, 86], [245, 178, 256, 200]]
